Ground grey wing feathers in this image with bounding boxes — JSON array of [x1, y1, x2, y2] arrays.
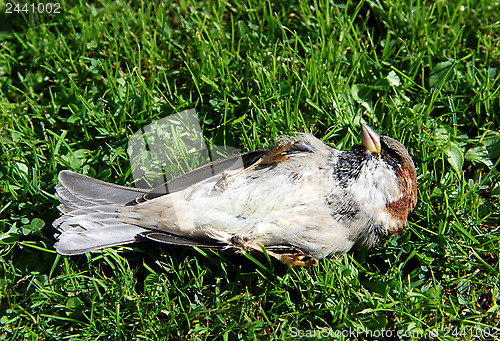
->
[[53, 146, 309, 256], [140, 232, 308, 256], [140, 231, 227, 249], [138, 149, 268, 202], [53, 151, 267, 255]]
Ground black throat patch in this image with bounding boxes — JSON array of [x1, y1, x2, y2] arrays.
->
[[333, 147, 367, 188]]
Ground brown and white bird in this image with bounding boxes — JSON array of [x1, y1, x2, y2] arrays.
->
[[53, 124, 417, 266]]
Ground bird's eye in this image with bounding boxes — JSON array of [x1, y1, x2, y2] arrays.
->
[[381, 145, 402, 169]]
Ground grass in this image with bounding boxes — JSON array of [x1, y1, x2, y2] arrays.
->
[[1, 0, 499, 339]]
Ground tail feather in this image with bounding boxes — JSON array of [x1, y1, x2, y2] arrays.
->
[[57, 170, 148, 210], [54, 224, 148, 255], [54, 205, 125, 232], [53, 171, 150, 255]]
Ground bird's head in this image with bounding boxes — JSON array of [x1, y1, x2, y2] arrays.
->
[[359, 123, 418, 237]]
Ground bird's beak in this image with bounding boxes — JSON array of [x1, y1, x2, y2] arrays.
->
[[361, 123, 381, 154]]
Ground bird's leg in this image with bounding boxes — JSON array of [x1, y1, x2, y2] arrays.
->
[[257, 141, 296, 166], [229, 235, 318, 267], [277, 253, 319, 267], [212, 141, 296, 191], [232, 140, 297, 177], [231, 141, 296, 176]]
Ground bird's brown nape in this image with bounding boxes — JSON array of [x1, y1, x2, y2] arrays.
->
[[385, 157, 417, 233]]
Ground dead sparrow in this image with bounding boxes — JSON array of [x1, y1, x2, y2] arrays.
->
[[53, 124, 417, 266]]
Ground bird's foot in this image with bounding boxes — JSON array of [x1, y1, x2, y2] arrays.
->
[[229, 235, 318, 267], [278, 253, 319, 267]]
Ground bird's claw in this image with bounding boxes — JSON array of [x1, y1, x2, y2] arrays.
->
[[229, 234, 318, 267], [278, 253, 319, 267]]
